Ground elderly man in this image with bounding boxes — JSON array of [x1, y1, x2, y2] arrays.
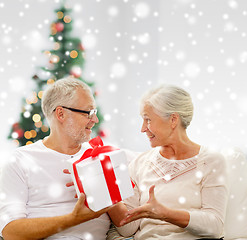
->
[[0, 77, 126, 240]]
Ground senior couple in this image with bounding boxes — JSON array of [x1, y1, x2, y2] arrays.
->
[[0, 77, 227, 240]]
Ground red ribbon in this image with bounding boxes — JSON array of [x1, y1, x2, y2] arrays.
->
[[72, 136, 122, 208]]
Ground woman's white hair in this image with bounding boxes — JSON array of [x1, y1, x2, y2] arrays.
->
[[41, 76, 92, 123], [141, 84, 194, 129]]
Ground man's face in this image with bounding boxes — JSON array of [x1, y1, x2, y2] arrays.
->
[[63, 88, 98, 144]]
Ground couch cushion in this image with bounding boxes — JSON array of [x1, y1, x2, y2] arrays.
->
[[223, 148, 247, 239]]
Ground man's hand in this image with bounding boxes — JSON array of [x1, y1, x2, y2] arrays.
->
[[70, 193, 110, 224], [63, 168, 110, 220]]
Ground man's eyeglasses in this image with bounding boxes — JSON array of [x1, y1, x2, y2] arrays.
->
[[56, 106, 97, 119]]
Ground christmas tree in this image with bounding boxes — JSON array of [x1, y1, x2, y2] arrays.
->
[[8, 1, 104, 147]]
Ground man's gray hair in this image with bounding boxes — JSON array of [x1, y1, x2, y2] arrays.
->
[[141, 84, 194, 129], [41, 76, 92, 122]]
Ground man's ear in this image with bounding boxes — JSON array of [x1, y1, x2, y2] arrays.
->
[[54, 107, 65, 123], [170, 113, 180, 129]]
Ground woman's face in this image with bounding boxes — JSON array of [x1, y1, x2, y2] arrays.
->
[[140, 104, 172, 148]]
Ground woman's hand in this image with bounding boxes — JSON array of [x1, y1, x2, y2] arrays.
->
[[120, 185, 169, 226], [120, 185, 190, 228]]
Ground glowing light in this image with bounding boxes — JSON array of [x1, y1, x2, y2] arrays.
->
[[26, 141, 33, 145], [33, 114, 41, 123], [38, 91, 43, 99], [140, 184, 147, 192], [30, 130, 37, 138], [57, 11, 64, 19], [70, 66, 82, 78], [119, 164, 127, 171], [87, 196, 94, 203], [48, 183, 63, 198], [50, 55, 60, 63], [83, 33, 97, 49], [134, 2, 150, 18], [0, 192, 6, 200], [44, 50, 51, 56], [50, 23, 57, 35], [47, 79, 55, 85], [110, 62, 127, 78], [104, 114, 111, 121], [137, 33, 150, 45], [54, 42, 60, 50], [195, 171, 203, 178], [82, 232, 93, 240], [108, 6, 119, 17], [207, 65, 215, 73], [24, 131, 32, 139], [70, 50, 78, 58], [64, 15, 71, 23], [35, 121, 42, 128], [13, 140, 19, 146], [26, 92, 38, 104], [178, 196, 186, 204], [184, 62, 200, 78], [11, 132, 18, 139], [23, 111, 31, 118], [164, 174, 171, 181], [41, 125, 49, 132]]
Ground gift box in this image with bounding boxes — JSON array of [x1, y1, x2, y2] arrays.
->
[[67, 136, 134, 212]]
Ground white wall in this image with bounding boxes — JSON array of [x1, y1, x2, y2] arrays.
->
[[1, 0, 247, 166]]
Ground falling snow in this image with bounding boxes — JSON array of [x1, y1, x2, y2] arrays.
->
[[0, 1, 247, 235]]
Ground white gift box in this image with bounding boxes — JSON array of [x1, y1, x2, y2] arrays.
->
[[68, 149, 134, 212]]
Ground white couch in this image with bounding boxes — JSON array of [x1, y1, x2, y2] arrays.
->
[[107, 148, 247, 240], [223, 148, 247, 240]]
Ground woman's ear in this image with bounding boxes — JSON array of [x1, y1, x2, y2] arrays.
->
[[170, 113, 180, 129]]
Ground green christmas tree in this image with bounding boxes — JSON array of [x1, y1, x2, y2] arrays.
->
[[8, 2, 104, 147]]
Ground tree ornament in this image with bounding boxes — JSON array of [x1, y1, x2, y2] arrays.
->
[[94, 90, 100, 96], [8, 2, 104, 146], [70, 66, 82, 78], [16, 129, 24, 139], [98, 129, 108, 138], [79, 43, 85, 51], [12, 122, 20, 130], [55, 22, 64, 32]]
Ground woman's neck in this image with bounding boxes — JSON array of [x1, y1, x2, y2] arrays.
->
[[159, 135, 201, 160]]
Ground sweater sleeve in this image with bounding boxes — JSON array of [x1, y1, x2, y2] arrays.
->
[[115, 157, 141, 237], [0, 151, 28, 236], [185, 152, 228, 238]]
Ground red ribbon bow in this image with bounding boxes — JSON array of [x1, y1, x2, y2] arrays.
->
[[72, 136, 122, 208]]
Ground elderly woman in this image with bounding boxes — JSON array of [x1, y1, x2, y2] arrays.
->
[[115, 85, 228, 240]]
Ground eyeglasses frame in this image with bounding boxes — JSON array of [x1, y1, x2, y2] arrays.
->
[[54, 106, 97, 119]]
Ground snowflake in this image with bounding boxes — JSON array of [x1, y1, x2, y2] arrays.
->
[[108, 6, 119, 17], [228, 0, 238, 9], [139, 184, 147, 192], [178, 196, 186, 204], [183, 62, 200, 78], [82, 232, 93, 240], [128, 53, 138, 63], [82, 33, 97, 49], [108, 83, 117, 92], [134, 2, 150, 19], [137, 33, 150, 45], [110, 62, 127, 78], [48, 183, 64, 199], [104, 114, 111, 121]]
